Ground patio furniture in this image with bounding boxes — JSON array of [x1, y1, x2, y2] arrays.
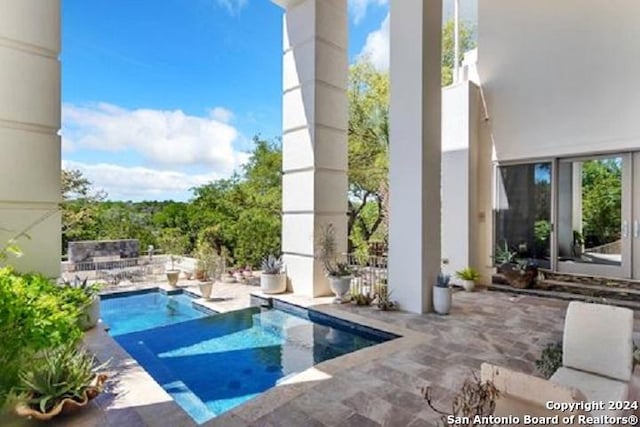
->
[[481, 363, 587, 422], [550, 301, 634, 419]]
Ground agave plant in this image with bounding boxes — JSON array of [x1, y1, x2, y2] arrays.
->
[[261, 255, 283, 275], [16, 344, 107, 414]]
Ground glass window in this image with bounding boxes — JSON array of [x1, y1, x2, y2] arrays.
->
[[495, 163, 552, 268]]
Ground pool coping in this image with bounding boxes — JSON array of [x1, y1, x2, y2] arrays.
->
[[88, 287, 426, 426]]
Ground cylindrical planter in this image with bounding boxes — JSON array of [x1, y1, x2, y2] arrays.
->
[[260, 273, 286, 294], [433, 286, 452, 315], [80, 296, 100, 331], [166, 270, 180, 287], [198, 281, 213, 299], [462, 280, 475, 292], [328, 276, 352, 304]]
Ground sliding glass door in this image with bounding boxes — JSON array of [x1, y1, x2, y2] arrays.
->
[[556, 154, 631, 278]]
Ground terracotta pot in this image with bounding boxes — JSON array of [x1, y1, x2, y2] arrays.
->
[[15, 374, 107, 421]]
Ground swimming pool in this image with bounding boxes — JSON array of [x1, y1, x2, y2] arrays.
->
[[101, 291, 396, 424], [101, 290, 209, 336]]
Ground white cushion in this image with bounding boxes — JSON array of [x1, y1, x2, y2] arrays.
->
[[562, 301, 633, 382], [551, 367, 629, 418]]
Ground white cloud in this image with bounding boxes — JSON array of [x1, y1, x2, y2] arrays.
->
[[62, 160, 222, 201], [216, 0, 248, 15], [349, 0, 387, 25], [358, 13, 389, 71], [210, 106, 234, 123], [62, 103, 247, 174]]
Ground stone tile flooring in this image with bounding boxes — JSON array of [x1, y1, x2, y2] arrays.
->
[[7, 284, 638, 427]]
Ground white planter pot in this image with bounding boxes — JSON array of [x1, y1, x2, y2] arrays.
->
[[166, 270, 180, 287], [328, 276, 352, 304], [80, 296, 100, 330], [260, 273, 286, 294], [198, 281, 213, 299], [433, 286, 452, 315], [462, 280, 475, 292]]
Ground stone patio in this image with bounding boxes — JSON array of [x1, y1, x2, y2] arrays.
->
[[5, 284, 639, 427]]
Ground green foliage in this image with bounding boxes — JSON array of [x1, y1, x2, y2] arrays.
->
[[441, 19, 476, 86], [350, 291, 373, 306], [16, 344, 106, 413], [157, 228, 189, 270], [494, 240, 517, 265], [535, 341, 563, 379], [581, 159, 622, 247], [455, 267, 481, 281], [0, 268, 87, 406]]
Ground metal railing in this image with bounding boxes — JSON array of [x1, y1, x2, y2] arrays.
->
[[61, 256, 167, 285], [346, 253, 388, 298]]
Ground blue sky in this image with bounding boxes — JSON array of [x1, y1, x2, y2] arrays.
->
[[61, 0, 393, 201]]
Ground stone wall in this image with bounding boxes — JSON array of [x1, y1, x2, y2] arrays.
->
[[68, 240, 140, 263]]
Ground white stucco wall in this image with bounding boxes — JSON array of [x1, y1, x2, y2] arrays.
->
[[0, 0, 61, 276], [478, 0, 640, 161], [441, 82, 484, 280]]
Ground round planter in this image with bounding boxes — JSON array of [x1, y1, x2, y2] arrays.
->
[[461, 280, 475, 292], [80, 296, 100, 331], [433, 286, 452, 315], [328, 276, 352, 304], [15, 374, 107, 421], [198, 281, 213, 299], [221, 275, 237, 283], [260, 273, 286, 294], [166, 270, 180, 287]]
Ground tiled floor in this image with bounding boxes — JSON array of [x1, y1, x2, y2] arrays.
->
[[7, 283, 638, 427]]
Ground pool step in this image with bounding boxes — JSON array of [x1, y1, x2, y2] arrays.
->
[[252, 309, 309, 338], [163, 381, 216, 425]]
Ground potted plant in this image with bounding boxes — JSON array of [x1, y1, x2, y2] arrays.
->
[[317, 224, 352, 303], [260, 255, 286, 294], [455, 267, 481, 292], [433, 272, 452, 315], [13, 344, 108, 421], [158, 228, 188, 287], [501, 259, 538, 289], [60, 275, 101, 330], [195, 243, 220, 300]]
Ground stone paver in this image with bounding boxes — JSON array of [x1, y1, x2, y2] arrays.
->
[[21, 282, 639, 427]]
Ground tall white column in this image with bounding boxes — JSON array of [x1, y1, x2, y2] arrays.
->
[[272, 0, 348, 297], [0, 1, 61, 276], [389, 0, 442, 313]]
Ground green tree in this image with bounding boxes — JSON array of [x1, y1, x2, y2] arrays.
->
[[581, 159, 622, 247], [441, 19, 476, 86], [61, 169, 106, 253]]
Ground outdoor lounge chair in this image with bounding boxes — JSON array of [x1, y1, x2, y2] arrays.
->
[[549, 301, 634, 419]]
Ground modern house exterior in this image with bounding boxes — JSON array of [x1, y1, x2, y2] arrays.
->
[[2, 0, 639, 313]]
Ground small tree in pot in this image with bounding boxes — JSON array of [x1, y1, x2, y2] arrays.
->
[[195, 242, 222, 300], [260, 255, 286, 294], [158, 228, 188, 287], [433, 272, 452, 315], [318, 224, 352, 303]]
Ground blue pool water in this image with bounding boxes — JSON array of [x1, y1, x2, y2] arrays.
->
[[101, 292, 395, 424], [101, 291, 207, 335]]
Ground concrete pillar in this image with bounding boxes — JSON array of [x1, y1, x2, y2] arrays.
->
[[272, 0, 348, 297], [0, 1, 61, 276], [389, 0, 442, 313]]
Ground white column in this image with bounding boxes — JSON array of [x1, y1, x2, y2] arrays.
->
[[272, 0, 348, 297], [0, 1, 61, 276], [389, 0, 442, 313]]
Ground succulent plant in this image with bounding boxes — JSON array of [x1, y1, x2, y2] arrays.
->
[[435, 272, 451, 288], [261, 255, 283, 275]]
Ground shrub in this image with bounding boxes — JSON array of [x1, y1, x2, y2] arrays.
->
[[0, 268, 88, 408], [535, 341, 563, 379]]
